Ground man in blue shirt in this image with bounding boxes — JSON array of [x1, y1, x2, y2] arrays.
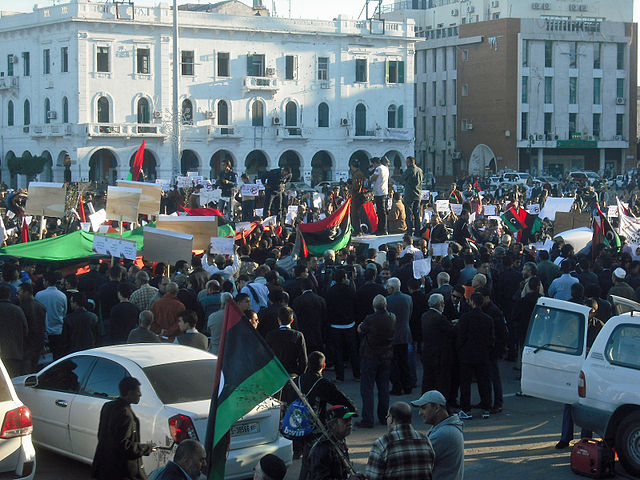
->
[[35, 271, 68, 359]]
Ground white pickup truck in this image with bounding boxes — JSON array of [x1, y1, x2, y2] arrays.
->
[[521, 296, 640, 476]]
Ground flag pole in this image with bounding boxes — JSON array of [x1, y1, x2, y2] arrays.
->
[[286, 377, 357, 477]]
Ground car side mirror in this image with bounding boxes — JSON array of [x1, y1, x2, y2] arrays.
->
[[24, 376, 38, 388]]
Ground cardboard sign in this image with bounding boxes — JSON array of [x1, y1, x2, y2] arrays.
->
[[241, 184, 260, 197], [413, 257, 432, 279], [436, 200, 450, 213], [431, 243, 449, 257], [92, 234, 138, 260], [210, 237, 235, 256], [483, 205, 497, 216], [143, 227, 193, 265], [527, 204, 541, 215], [117, 180, 162, 216], [25, 182, 67, 217], [554, 212, 591, 233], [106, 186, 141, 223], [156, 215, 217, 250]]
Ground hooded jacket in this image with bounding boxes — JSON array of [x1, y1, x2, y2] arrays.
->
[[427, 414, 464, 480]]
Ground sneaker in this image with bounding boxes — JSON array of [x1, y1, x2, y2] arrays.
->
[[490, 407, 503, 414], [482, 411, 490, 419], [458, 410, 473, 420]]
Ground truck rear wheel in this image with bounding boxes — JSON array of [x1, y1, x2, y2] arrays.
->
[[616, 411, 640, 477]]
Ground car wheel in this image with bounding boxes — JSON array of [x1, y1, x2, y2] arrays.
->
[[616, 411, 640, 477]]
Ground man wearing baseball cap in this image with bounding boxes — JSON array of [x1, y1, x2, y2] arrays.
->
[[305, 405, 362, 480], [411, 391, 464, 480]]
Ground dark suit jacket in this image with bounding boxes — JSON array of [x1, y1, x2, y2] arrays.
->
[[153, 461, 189, 480], [175, 331, 209, 351], [457, 307, 494, 364], [292, 290, 326, 352], [0, 299, 28, 360], [355, 281, 386, 324], [265, 327, 308, 376], [127, 327, 160, 344], [359, 311, 395, 360], [386, 291, 413, 345], [421, 308, 456, 368], [62, 308, 99, 355], [92, 398, 153, 480], [19, 297, 46, 358]]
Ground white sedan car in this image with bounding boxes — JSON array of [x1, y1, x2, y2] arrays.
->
[[13, 344, 291, 479], [0, 360, 35, 479]]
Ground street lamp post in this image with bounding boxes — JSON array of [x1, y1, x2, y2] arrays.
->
[[172, 0, 181, 179]]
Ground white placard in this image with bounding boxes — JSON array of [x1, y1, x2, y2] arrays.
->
[[312, 193, 323, 209], [235, 222, 252, 232], [5, 210, 14, 220], [176, 176, 190, 188], [199, 189, 222, 205], [155, 179, 171, 191], [241, 184, 260, 197], [451, 203, 463, 215], [255, 208, 264, 217], [262, 216, 277, 228], [89, 209, 107, 232], [80, 222, 91, 232], [421, 190, 431, 201], [483, 205, 497, 216], [608, 206, 619, 218], [375, 251, 387, 266], [97, 225, 110, 234], [255, 179, 266, 190], [210, 237, 235, 256], [527, 204, 541, 215], [413, 257, 432, 279], [288, 205, 298, 215], [431, 243, 449, 257], [469, 212, 476, 224], [423, 209, 432, 223], [538, 197, 575, 221], [92, 235, 138, 260], [436, 200, 450, 213]]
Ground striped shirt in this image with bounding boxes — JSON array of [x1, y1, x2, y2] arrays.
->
[[366, 424, 434, 480]]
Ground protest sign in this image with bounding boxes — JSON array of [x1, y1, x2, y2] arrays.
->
[[538, 197, 575, 221], [451, 203, 463, 215], [431, 243, 449, 257], [155, 179, 171, 191], [436, 200, 449, 213], [210, 237, 235, 256], [421, 190, 431, 201], [89, 209, 107, 232], [527, 204, 541, 215], [106, 186, 142, 223], [413, 257, 432, 279], [554, 212, 591, 233], [240, 184, 260, 197], [25, 182, 67, 218], [483, 205, 497, 216], [312, 193, 323, 209], [235, 222, 252, 231], [255, 208, 264, 217], [143, 227, 193, 265], [117, 180, 162, 216], [608, 206, 618, 218], [156, 215, 217, 250], [92, 235, 138, 260]]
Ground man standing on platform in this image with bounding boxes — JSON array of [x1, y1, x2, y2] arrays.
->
[[401, 156, 423, 237], [370, 157, 389, 235]]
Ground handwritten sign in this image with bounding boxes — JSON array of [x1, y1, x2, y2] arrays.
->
[[608, 206, 619, 218], [431, 243, 449, 257], [89, 208, 107, 232], [413, 257, 432, 279], [451, 203, 463, 215], [527, 203, 541, 215], [436, 200, 449, 213], [240, 184, 260, 197], [421, 190, 431, 201], [210, 237, 235, 256], [25, 182, 67, 218], [92, 235, 138, 260]]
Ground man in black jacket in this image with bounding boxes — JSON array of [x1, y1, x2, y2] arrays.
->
[[62, 292, 99, 355], [355, 267, 386, 325], [153, 439, 207, 480], [0, 285, 28, 377], [457, 293, 494, 419], [265, 306, 308, 376], [17, 283, 45, 374], [357, 294, 395, 428], [479, 287, 508, 413], [92, 377, 154, 480], [292, 278, 326, 354], [262, 166, 292, 221]]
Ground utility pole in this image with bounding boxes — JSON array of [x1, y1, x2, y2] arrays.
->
[[172, 0, 181, 179]]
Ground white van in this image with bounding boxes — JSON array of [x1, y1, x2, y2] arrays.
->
[[521, 296, 640, 476]]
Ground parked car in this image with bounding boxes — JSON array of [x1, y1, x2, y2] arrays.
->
[[533, 176, 560, 189], [606, 175, 625, 189], [500, 172, 531, 186], [521, 296, 640, 476], [0, 360, 35, 479], [287, 181, 315, 193], [314, 181, 342, 193], [13, 344, 291, 480]]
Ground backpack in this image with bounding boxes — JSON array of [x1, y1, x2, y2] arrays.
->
[[280, 377, 321, 440]]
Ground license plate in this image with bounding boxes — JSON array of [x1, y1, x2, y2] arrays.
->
[[231, 422, 260, 437]]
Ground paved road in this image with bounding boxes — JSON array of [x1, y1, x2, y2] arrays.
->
[[34, 360, 636, 479]]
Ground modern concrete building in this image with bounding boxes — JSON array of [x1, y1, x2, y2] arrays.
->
[[0, 0, 415, 186], [384, 0, 637, 178]]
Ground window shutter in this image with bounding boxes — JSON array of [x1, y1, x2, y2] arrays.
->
[[398, 105, 404, 128], [385, 59, 390, 83], [399, 61, 405, 83], [247, 54, 252, 75]]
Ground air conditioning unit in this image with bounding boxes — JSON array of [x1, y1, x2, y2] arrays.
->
[[451, 8, 459, 16], [616, 97, 626, 105], [545, 133, 553, 140], [466, 123, 473, 131], [467, 5, 475, 13], [204, 111, 215, 119], [536, 134, 544, 140], [531, 2, 540, 9], [320, 81, 330, 89], [614, 135, 624, 141], [153, 110, 163, 119], [272, 116, 281, 125], [542, 2, 550, 9], [9, 55, 18, 64], [265, 67, 275, 76], [340, 118, 350, 126], [47, 111, 57, 120], [491, 0, 499, 7]]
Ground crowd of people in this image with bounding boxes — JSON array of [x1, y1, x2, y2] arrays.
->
[[2, 156, 639, 480]]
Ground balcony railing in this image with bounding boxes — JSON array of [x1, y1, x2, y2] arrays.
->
[[243, 76, 279, 91], [0, 76, 18, 90], [86, 123, 164, 137]]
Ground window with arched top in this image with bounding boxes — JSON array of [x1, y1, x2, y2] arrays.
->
[[44, 98, 51, 124], [251, 101, 264, 127], [355, 103, 366, 136], [318, 102, 329, 128], [137, 98, 150, 124], [397, 105, 404, 128], [217, 100, 229, 126], [23, 99, 30, 126], [62, 97, 69, 123], [97, 96, 109, 123], [182, 99, 193, 125], [7, 100, 14, 126], [285, 101, 297, 126], [387, 104, 397, 128]]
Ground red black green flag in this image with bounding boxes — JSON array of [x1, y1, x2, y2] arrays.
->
[[592, 204, 621, 256], [501, 206, 542, 243], [204, 301, 290, 480], [299, 197, 352, 257]]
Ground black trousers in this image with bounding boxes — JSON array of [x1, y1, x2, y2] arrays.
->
[[404, 199, 420, 236], [390, 344, 411, 393], [374, 195, 388, 234], [421, 360, 452, 401], [351, 194, 364, 235], [459, 361, 492, 411]]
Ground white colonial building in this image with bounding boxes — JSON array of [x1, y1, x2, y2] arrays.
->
[[0, 0, 415, 185]]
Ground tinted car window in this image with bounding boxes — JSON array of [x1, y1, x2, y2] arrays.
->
[[605, 324, 640, 370], [526, 306, 585, 356], [82, 358, 130, 399], [0, 369, 13, 402], [38, 356, 95, 393], [144, 359, 216, 404]]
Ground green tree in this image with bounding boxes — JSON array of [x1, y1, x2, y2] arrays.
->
[[8, 152, 47, 182]]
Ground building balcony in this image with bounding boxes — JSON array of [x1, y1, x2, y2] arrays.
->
[[0, 76, 18, 90], [182, 125, 210, 142], [210, 126, 242, 138], [243, 76, 279, 91], [30, 124, 74, 137], [382, 128, 414, 141], [85, 123, 165, 137], [276, 127, 311, 140]]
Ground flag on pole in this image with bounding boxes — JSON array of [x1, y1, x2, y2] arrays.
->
[[204, 301, 289, 480], [617, 198, 640, 247], [78, 195, 86, 223], [501, 206, 542, 243], [298, 197, 352, 257], [593, 203, 621, 255], [128, 140, 145, 181], [21, 218, 29, 243]]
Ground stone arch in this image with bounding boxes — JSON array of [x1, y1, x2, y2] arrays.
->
[[210, 150, 236, 179], [469, 144, 496, 175], [89, 148, 118, 183], [349, 150, 371, 177], [383, 150, 404, 179], [180, 149, 200, 175], [251, 98, 265, 127], [129, 148, 158, 181], [279, 150, 301, 182], [39, 150, 53, 181], [311, 151, 333, 186], [245, 150, 269, 178]]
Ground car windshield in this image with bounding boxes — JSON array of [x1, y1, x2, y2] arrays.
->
[[526, 306, 585, 356], [143, 359, 216, 405]]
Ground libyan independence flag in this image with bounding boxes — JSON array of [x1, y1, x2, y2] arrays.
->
[[204, 301, 289, 480], [592, 203, 621, 255], [501, 206, 542, 243], [299, 197, 352, 257]]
